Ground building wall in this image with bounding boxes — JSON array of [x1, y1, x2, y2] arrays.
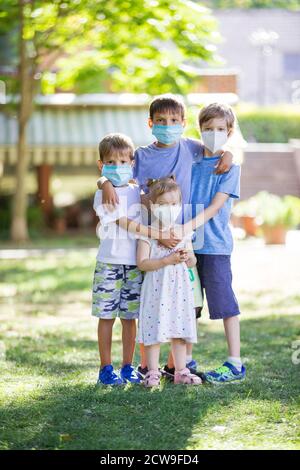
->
[[241, 143, 300, 199], [213, 9, 300, 104], [193, 74, 238, 94]]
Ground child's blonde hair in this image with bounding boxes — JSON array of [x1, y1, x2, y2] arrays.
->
[[147, 175, 182, 203], [198, 103, 236, 134], [98, 133, 135, 162]]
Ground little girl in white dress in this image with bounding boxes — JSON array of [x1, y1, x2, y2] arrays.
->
[[137, 177, 202, 387]]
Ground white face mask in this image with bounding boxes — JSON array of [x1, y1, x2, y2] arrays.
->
[[152, 204, 182, 228], [201, 130, 228, 154]]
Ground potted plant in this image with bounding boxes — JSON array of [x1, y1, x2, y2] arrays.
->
[[232, 197, 259, 236], [254, 192, 300, 244]]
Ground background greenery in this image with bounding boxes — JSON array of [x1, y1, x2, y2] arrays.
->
[[0, 0, 220, 96], [186, 104, 300, 143]]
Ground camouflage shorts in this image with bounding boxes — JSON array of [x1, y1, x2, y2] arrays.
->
[[92, 261, 143, 319]]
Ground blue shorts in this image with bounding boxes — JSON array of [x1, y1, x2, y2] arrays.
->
[[196, 254, 240, 320]]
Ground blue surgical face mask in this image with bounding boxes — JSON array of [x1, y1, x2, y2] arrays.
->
[[102, 164, 133, 187], [152, 124, 184, 145]]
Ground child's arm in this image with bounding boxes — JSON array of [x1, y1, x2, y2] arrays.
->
[[184, 240, 197, 268], [183, 192, 230, 235], [117, 217, 181, 247], [140, 193, 151, 210], [94, 196, 181, 247], [115, 190, 181, 247], [214, 150, 233, 174], [97, 177, 119, 208], [137, 240, 188, 272]]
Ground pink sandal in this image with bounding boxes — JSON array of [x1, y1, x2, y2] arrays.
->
[[144, 370, 161, 388], [174, 367, 202, 385]]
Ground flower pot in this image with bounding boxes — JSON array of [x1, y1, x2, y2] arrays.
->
[[241, 216, 258, 237], [262, 224, 287, 245]]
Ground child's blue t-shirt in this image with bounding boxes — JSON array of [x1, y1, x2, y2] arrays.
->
[[191, 153, 241, 255], [133, 138, 204, 205]]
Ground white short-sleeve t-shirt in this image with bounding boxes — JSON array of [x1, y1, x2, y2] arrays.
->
[[93, 184, 141, 265]]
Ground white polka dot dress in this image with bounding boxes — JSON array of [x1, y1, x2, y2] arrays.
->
[[138, 237, 197, 346]]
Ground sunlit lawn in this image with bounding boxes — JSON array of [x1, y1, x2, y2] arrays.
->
[[0, 240, 299, 450]]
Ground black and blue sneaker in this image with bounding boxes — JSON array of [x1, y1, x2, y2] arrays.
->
[[204, 361, 246, 385], [137, 365, 148, 380], [120, 364, 141, 384], [186, 359, 206, 382], [161, 361, 205, 382], [161, 364, 175, 381], [186, 359, 198, 373], [97, 364, 124, 386]]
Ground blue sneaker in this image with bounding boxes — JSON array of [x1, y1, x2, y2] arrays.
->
[[97, 365, 124, 386], [186, 360, 206, 382], [186, 359, 198, 370], [120, 364, 141, 384], [205, 361, 246, 384]]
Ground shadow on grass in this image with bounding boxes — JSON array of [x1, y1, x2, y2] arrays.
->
[[1, 314, 299, 450]]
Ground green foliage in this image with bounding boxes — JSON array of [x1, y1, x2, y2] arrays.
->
[[27, 205, 44, 231], [237, 105, 300, 143], [0, 196, 12, 239], [0, 199, 46, 239], [185, 105, 300, 143], [0, 0, 220, 95], [202, 0, 300, 9]]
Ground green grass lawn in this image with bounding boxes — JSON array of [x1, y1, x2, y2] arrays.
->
[[0, 231, 98, 249], [0, 244, 299, 450]]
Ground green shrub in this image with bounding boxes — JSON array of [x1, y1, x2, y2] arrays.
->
[[185, 104, 300, 143], [0, 201, 45, 240], [237, 105, 300, 143], [27, 205, 45, 236]]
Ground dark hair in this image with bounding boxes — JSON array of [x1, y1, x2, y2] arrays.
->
[[98, 133, 135, 162], [198, 103, 235, 132], [149, 94, 186, 120], [147, 175, 182, 203]]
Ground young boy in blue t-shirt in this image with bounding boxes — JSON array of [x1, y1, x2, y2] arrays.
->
[[186, 102, 246, 383]]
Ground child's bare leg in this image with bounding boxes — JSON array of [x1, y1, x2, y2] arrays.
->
[[120, 319, 136, 366], [145, 344, 160, 371], [139, 343, 147, 369], [186, 343, 193, 362], [167, 349, 175, 368], [168, 342, 193, 368], [98, 318, 115, 367], [223, 315, 240, 357], [171, 339, 187, 371]]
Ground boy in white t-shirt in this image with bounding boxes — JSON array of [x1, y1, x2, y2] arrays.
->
[[92, 133, 177, 385]]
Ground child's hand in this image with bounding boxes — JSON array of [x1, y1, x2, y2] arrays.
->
[[102, 181, 119, 211], [185, 253, 197, 268], [159, 228, 182, 249], [166, 249, 188, 265], [214, 150, 233, 174]]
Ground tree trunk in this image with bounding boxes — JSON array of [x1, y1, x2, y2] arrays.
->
[[10, 0, 33, 241]]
